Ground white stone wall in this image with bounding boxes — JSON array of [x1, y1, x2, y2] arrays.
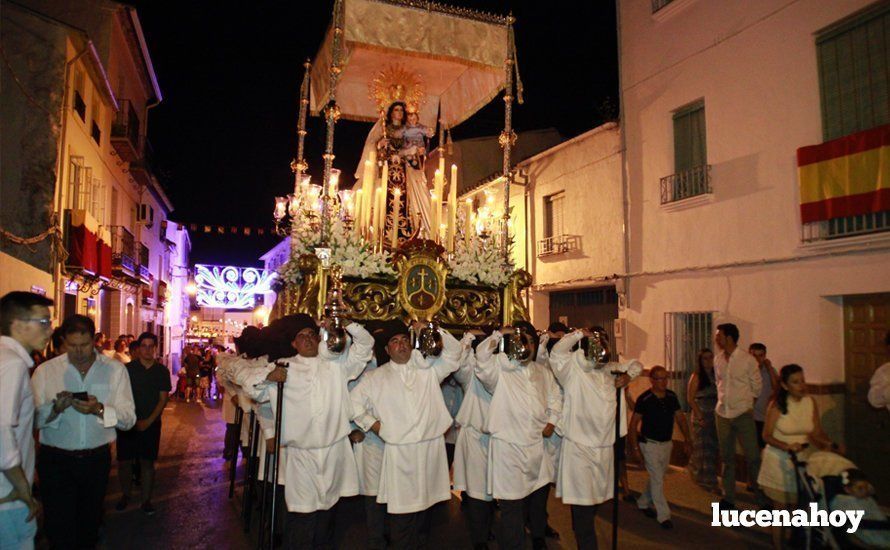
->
[[617, 0, 890, 406], [522, 123, 624, 327]]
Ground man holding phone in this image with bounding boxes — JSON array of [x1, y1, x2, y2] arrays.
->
[[31, 314, 136, 549]]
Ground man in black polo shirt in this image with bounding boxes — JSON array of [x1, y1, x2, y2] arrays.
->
[[115, 332, 171, 515], [628, 366, 690, 529]]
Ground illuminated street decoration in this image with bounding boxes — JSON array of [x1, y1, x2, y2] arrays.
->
[[193, 264, 275, 309]]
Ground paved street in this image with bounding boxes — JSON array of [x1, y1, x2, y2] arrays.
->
[[95, 399, 769, 549]]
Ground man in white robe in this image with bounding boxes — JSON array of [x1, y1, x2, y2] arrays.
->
[[476, 321, 563, 550], [250, 314, 373, 549], [452, 331, 496, 549], [350, 320, 460, 549], [549, 327, 641, 550], [347, 347, 386, 550]]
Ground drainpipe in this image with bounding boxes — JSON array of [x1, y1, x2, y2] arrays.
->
[[51, 44, 91, 323]]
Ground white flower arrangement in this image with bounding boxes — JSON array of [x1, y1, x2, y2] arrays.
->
[[447, 237, 514, 287], [280, 218, 396, 281], [276, 217, 514, 288]]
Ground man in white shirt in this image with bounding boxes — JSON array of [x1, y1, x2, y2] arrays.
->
[[867, 331, 890, 412], [0, 291, 54, 549], [351, 319, 461, 549], [476, 322, 563, 550], [31, 314, 136, 549], [713, 323, 762, 509]]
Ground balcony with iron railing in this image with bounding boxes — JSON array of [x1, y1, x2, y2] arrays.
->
[[660, 164, 712, 205], [537, 234, 580, 258], [110, 226, 136, 277], [111, 99, 142, 162], [128, 139, 155, 188], [801, 210, 890, 243], [137, 242, 151, 284]]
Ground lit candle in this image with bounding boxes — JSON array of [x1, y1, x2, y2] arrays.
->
[[354, 189, 363, 236], [430, 191, 439, 240], [361, 154, 376, 233], [378, 162, 388, 245], [447, 163, 458, 251], [391, 188, 401, 249], [433, 169, 443, 239], [464, 198, 473, 244], [374, 187, 383, 244]]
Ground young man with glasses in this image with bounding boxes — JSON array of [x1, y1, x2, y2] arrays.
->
[[628, 365, 690, 530], [115, 332, 171, 515], [0, 291, 54, 548]]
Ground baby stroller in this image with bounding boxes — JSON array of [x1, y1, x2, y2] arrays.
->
[[789, 448, 890, 549], [789, 447, 840, 549]]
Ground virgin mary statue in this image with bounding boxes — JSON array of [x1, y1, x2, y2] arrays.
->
[[355, 69, 433, 244]]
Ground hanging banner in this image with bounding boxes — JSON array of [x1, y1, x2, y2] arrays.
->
[[798, 124, 890, 223]]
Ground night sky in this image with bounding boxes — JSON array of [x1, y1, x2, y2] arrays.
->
[[129, 1, 618, 267]]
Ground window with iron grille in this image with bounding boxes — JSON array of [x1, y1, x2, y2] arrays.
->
[[817, 3, 889, 141], [544, 192, 565, 239], [540, 192, 566, 255], [662, 101, 711, 204], [803, 4, 890, 241], [664, 311, 713, 410]]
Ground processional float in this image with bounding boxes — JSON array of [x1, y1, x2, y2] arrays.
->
[[252, 1, 553, 548], [269, 0, 531, 330]]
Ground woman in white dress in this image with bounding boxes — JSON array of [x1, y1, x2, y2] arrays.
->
[[758, 363, 844, 549]]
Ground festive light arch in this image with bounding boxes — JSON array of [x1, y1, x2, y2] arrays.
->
[[193, 264, 275, 309]]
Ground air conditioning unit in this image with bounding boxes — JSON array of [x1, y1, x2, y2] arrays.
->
[[137, 204, 154, 228]]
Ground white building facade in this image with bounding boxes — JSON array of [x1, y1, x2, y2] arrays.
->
[[1, 0, 190, 366], [618, 0, 889, 487]]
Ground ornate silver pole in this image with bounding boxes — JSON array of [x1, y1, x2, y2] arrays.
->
[[500, 15, 518, 262], [320, 0, 345, 247], [290, 60, 311, 252]]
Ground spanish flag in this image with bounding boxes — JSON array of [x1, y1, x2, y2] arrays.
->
[[797, 124, 890, 224]]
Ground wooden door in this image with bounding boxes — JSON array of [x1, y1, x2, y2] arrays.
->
[[844, 293, 890, 502]]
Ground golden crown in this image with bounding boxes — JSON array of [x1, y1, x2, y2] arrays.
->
[[369, 64, 426, 115]]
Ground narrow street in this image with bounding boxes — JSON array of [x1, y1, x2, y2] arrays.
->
[[98, 398, 770, 549]]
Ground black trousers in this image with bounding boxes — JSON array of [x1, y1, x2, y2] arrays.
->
[[285, 507, 335, 549], [497, 485, 549, 550], [754, 420, 766, 449], [37, 444, 111, 549], [223, 422, 240, 460], [464, 496, 494, 547], [389, 509, 430, 549], [571, 504, 600, 550], [365, 497, 387, 549]]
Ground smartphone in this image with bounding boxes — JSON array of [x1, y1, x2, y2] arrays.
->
[[72, 391, 89, 401]]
